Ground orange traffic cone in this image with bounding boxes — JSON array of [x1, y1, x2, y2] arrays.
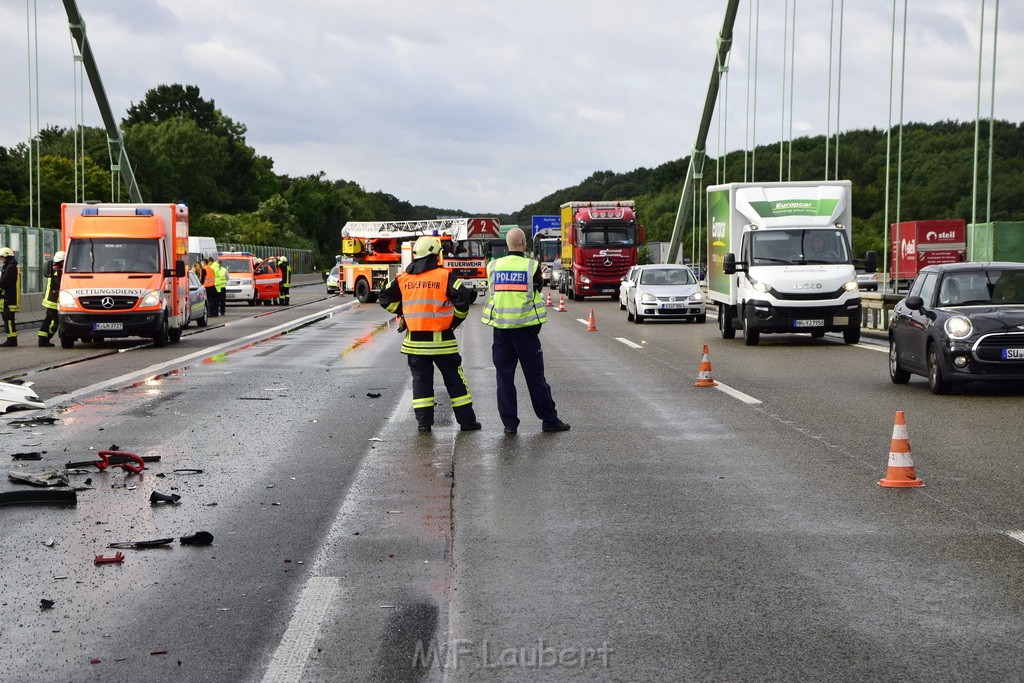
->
[[586, 308, 598, 331], [878, 411, 924, 487], [546, 290, 552, 307], [557, 295, 566, 312], [693, 344, 718, 387]]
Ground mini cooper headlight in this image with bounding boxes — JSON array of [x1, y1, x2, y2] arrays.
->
[[944, 315, 973, 340]]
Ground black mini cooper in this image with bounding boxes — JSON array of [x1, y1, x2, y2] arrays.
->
[[889, 262, 1024, 394]]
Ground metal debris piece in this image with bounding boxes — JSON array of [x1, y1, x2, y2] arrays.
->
[[368, 437, 384, 442], [0, 489, 77, 506], [40, 598, 55, 610], [44, 538, 55, 548], [108, 538, 174, 550], [366, 392, 382, 398], [173, 468, 203, 475], [7, 469, 69, 487], [10, 452, 43, 460], [8, 415, 57, 427]]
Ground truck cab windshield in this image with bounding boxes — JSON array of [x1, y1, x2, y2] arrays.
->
[[578, 224, 637, 248], [66, 238, 161, 274], [747, 229, 851, 266]]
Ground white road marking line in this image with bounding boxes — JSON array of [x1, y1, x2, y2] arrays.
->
[[261, 576, 340, 683], [1005, 531, 1024, 545], [714, 381, 762, 404], [576, 318, 588, 325], [855, 342, 887, 353], [616, 337, 643, 349], [53, 302, 355, 406]]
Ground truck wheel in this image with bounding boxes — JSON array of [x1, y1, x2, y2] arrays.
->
[[60, 335, 75, 349], [169, 327, 182, 343], [742, 314, 760, 346], [153, 319, 169, 348], [355, 279, 372, 303], [843, 326, 861, 344], [719, 306, 736, 339]]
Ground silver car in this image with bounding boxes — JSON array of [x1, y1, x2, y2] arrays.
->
[[623, 264, 706, 324]]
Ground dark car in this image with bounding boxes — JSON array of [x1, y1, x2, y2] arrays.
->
[[888, 262, 1024, 394]]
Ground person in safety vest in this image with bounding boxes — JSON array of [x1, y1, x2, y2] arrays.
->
[[202, 258, 218, 317], [481, 227, 569, 434], [0, 246, 20, 347], [278, 256, 291, 305], [212, 257, 228, 316], [37, 250, 65, 347], [379, 235, 481, 433]]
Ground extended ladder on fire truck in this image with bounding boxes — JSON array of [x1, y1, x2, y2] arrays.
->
[[340, 217, 499, 303]]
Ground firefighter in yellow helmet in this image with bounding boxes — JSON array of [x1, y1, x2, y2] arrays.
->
[[37, 250, 65, 347], [277, 256, 290, 305], [378, 235, 481, 433], [0, 246, 19, 347]]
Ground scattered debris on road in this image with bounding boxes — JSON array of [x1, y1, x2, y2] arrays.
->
[[7, 469, 69, 487]]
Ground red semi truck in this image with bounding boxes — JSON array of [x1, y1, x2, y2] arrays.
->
[[890, 219, 967, 286], [559, 201, 644, 301]]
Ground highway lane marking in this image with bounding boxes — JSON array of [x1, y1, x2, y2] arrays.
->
[[855, 342, 886, 353], [49, 301, 356, 406], [714, 381, 762, 404], [261, 576, 340, 683], [1006, 531, 1024, 545], [616, 337, 644, 349]]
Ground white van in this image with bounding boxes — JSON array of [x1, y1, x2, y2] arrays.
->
[[187, 236, 218, 266]]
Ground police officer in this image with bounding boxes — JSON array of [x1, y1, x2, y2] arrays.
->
[[278, 256, 290, 305], [212, 257, 227, 316], [481, 227, 569, 434], [379, 235, 481, 433], [0, 246, 20, 347], [37, 250, 65, 347]]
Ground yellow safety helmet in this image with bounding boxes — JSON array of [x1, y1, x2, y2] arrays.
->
[[413, 236, 442, 259], [0, 247, 13, 257], [53, 250, 66, 263]]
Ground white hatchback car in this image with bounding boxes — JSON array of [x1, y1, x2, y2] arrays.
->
[[623, 264, 706, 324]]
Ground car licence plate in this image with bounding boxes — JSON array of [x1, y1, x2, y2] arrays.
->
[[93, 322, 123, 331], [661, 303, 685, 309], [1002, 348, 1024, 360], [793, 319, 825, 328]]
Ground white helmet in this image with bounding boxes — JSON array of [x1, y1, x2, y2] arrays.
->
[[278, 256, 287, 263], [53, 250, 66, 264], [413, 236, 442, 259], [0, 247, 13, 257]]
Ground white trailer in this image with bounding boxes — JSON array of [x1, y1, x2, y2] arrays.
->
[[707, 180, 875, 346]]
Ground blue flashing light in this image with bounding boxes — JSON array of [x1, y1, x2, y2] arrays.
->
[[135, 208, 154, 216], [81, 208, 98, 216]]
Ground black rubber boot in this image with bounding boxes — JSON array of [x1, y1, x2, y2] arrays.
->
[[415, 407, 434, 433], [2, 337, 17, 347]]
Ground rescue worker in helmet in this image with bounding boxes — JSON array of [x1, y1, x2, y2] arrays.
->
[[0, 246, 19, 347], [378, 235, 481, 433], [38, 250, 65, 347], [278, 256, 291, 305]]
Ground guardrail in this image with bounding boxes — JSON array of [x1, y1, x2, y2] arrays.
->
[[860, 292, 902, 332]]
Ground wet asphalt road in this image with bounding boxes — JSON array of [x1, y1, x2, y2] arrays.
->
[[3, 292, 1024, 681]]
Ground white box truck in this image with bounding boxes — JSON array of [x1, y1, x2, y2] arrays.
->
[[707, 180, 876, 346]]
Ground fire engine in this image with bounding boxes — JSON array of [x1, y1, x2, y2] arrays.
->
[[340, 217, 499, 303]]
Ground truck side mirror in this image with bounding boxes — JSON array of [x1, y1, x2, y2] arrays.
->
[[175, 260, 186, 278], [864, 250, 878, 273], [723, 253, 737, 275]]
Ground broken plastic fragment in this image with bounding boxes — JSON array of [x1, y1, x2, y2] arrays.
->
[[7, 469, 69, 487], [150, 491, 181, 505], [108, 538, 174, 550], [93, 552, 125, 564], [180, 531, 214, 546], [366, 392, 381, 398]]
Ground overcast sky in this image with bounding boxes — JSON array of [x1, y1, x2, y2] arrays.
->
[[1, 1, 1021, 214]]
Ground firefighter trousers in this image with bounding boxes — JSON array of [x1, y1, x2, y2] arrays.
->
[[38, 308, 58, 340], [407, 352, 476, 427]]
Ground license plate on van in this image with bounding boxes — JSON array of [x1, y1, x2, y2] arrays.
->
[[1002, 348, 1024, 360], [793, 319, 824, 328], [93, 322, 123, 331]]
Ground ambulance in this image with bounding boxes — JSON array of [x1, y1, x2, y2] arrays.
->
[[58, 202, 189, 348]]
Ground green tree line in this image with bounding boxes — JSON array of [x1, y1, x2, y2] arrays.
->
[[2, 83, 1021, 268]]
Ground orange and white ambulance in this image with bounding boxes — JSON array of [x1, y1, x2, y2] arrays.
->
[[58, 203, 189, 348]]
